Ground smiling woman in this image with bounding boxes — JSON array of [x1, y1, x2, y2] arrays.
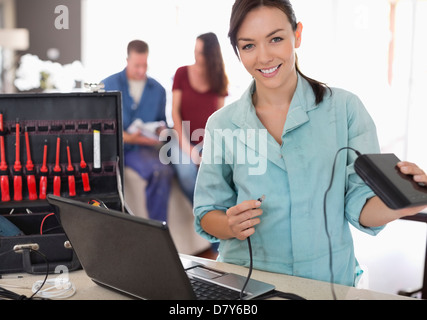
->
[[192, 0, 427, 288], [228, 0, 329, 106], [228, 1, 329, 145]]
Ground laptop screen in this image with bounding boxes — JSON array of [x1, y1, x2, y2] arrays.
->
[[47, 194, 196, 300]]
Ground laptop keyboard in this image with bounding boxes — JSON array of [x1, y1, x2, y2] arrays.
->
[[189, 277, 246, 300]]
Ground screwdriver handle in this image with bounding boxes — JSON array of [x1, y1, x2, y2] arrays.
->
[[1, 175, 10, 202], [79, 142, 90, 192], [39, 175, 47, 200], [39, 143, 48, 200], [68, 174, 76, 196], [53, 175, 61, 196], [13, 175, 22, 201], [66, 144, 76, 196], [53, 137, 61, 196], [27, 174, 37, 200], [82, 172, 90, 192]]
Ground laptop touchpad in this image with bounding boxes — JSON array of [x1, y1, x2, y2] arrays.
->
[[187, 266, 225, 280]]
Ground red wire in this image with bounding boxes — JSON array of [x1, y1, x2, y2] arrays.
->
[[40, 212, 55, 235]]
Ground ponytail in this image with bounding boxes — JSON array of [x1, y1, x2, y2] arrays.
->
[[295, 55, 331, 105]]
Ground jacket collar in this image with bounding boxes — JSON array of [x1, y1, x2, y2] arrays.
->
[[231, 74, 317, 133], [230, 74, 318, 171], [120, 68, 153, 88]]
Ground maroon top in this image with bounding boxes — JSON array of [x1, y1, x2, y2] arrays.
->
[[172, 66, 225, 145]]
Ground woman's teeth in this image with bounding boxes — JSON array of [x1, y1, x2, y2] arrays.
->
[[260, 66, 279, 74], [259, 65, 280, 74]]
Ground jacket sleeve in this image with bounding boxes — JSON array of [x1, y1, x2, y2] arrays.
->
[[193, 118, 236, 242], [344, 93, 384, 235]]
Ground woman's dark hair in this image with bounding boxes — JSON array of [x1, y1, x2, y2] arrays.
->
[[228, 0, 330, 104], [197, 32, 229, 96]]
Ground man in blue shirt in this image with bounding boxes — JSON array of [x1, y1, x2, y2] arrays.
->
[[102, 40, 173, 221]]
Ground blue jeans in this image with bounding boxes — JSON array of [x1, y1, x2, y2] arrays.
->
[[165, 135, 198, 204], [124, 147, 174, 221]]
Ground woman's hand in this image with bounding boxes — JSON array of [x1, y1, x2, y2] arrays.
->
[[360, 161, 427, 227], [397, 161, 427, 186], [225, 199, 263, 240], [396, 161, 427, 216]]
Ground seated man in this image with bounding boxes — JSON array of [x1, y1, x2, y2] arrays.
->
[[102, 40, 173, 221]]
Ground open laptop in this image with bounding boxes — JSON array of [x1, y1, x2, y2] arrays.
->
[[47, 195, 275, 300]]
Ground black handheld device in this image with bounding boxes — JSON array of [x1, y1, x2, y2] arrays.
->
[[354, 153, 427, 210]]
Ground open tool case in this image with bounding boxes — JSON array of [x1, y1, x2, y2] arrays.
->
[[0, 91, 124, 274]]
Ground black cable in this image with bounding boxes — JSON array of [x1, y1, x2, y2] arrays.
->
[[239, 195, 266, 299], [242, 237, 306, 300], [240, 237, 253, 300], [256, 290, 306, 300], [0, 248, 50, 300], [240, 146, 362, 300], [27, 248, 50, 299], [323, 146, 361, 300], [240, 194, 307, 300], [0, 248, 15, 259]]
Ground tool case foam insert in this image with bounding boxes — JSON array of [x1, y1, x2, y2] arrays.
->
[[0, 91, 124, 274]]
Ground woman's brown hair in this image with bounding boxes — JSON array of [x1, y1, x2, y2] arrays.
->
[[197, 32, 229, 96], [228, 0, 330, 104]]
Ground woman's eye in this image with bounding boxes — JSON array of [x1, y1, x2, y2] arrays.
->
[[271, 37, 283, 43], [242, 43, 254, 50]]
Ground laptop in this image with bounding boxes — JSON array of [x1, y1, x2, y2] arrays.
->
[[47, 195, 275, 300]]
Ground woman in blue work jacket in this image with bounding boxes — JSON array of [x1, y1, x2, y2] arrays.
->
[[193, 0, 427, 287]]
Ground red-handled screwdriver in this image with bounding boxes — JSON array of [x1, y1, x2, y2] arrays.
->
[[66, 141, 76, 197], [39, 141, 48, 200], [0, 113, 10, 202], [79, 141, 90, 192], [24, 127, 37, 200], [53, 137, 61, 196], [13, 121, 22, 201]]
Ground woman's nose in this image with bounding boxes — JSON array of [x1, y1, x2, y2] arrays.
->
[[257, 44, 274, 65]]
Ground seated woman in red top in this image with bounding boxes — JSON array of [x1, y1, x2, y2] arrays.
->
[[169, 32, 228, 203]]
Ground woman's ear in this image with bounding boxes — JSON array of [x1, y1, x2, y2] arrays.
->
[[295, 22, 303, 48]]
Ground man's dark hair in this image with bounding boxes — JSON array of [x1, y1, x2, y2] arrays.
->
[[127, 40, 149, 56]]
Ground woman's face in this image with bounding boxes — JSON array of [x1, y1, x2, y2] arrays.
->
[[236, 6, 302, 91], [194, 39, 206, 67]]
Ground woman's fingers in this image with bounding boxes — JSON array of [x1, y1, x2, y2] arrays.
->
[[226, 199, 263, 240], [397, 161, 427, 184], [226, 199, 261, 216]]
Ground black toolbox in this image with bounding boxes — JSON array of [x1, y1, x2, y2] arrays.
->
[[0, 91, 124, 274]]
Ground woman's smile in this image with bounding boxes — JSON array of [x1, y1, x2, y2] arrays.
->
[[258, 64, 282, 77]]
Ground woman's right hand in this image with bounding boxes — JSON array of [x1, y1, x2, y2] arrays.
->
[[225, 199, 263, 240]]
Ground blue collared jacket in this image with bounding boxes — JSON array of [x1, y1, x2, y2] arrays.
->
[[193, 75, 384, 286], [102, 68, 166, 152]]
